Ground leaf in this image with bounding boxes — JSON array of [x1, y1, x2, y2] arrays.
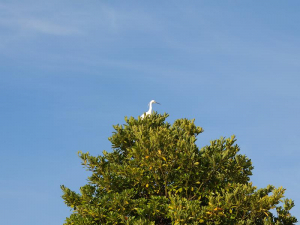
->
[[145, 155, 149, 159], [162, 157, 167, 161], [146, 184, 149, 188]]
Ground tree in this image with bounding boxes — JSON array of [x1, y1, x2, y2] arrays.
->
[[61, 113, 297, 224]]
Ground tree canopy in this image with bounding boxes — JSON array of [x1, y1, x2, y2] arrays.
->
[[61, 113, 297, 224]]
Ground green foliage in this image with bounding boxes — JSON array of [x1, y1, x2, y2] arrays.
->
[[61, 113, 297, 224]]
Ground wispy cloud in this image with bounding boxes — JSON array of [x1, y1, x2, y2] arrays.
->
[[0, 2, 82, 38], [0, 17, 81, 36], [20, 18, 81, 36], [0, 1, 163, 52]]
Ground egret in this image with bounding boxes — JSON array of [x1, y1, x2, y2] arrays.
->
[[140, 100, 160, 119]]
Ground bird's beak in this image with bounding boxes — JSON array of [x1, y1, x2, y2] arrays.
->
[[156, 102, 161, 105]]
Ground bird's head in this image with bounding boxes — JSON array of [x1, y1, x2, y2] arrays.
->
[[150, 100, 160, 105]]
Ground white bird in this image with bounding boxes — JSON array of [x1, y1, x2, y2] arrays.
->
[[140, 100, 160, 119]]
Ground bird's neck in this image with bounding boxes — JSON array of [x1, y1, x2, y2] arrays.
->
[[147, 102, 153, 114]]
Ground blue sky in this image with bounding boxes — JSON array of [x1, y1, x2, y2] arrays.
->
[[1, 1, 300, 224]]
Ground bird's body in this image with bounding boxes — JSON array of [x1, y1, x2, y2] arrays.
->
[[141, 100, 160, 119]]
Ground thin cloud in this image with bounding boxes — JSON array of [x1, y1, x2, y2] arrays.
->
[[0, 17, 81, 36], [0, 2, 82, 37], [20, 18, 81, 36]]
